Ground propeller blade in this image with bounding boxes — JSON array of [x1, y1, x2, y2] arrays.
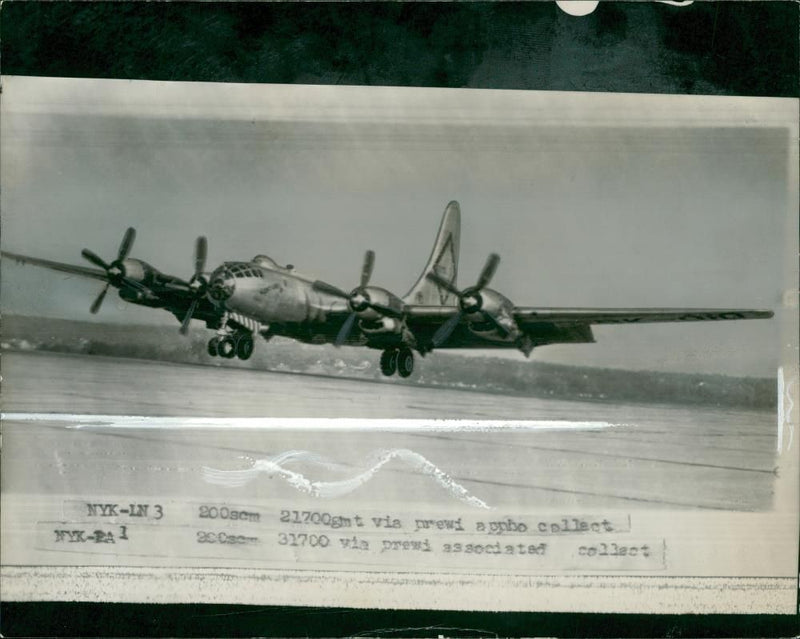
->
[[476, 253, 500, 290], [360, 250, 375, 288], [90, 283, 110, 314], [425, 272, 461, 297], [312, 280, 350, 300], [431, 311, 463, 348], [335, 312, 358, 347], [194, 236, 207, 276], [180, 298, 199, 335], [117, 227, 136, 261], [81, 249, 111, 272]]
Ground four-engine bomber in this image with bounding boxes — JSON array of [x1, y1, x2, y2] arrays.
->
[[1, 200, 774, 378]]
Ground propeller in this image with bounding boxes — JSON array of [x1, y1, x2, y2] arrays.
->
[[81, 227, 137, 314], [312, 250, 404, 346], [425, 253, 501, 348], [179, 236, 208, 335]]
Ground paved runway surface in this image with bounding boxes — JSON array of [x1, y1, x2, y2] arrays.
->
[[0, 349, 683, 420], [2, 351, 777, 511]]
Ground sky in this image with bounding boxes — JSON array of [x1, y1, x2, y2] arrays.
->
[[2, 76, 796, 376]]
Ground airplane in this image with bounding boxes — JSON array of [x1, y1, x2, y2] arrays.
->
[[2, 201, 774, 378]]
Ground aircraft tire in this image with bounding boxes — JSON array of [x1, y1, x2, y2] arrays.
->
[[207, 337, 220, 357], [397, 347, 414, 378], [236, 334, 255, 360], [380, 349, 398, 376], [218, 336, 237, 359]]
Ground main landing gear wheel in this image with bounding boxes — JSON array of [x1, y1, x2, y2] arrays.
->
[[218, 335, 237, 359], [380, 349, 398, 376], [208, 333, 255, 360], [379, 348, 414, 377], [397, 347, 414, 378], [235, 334, 255, 360]]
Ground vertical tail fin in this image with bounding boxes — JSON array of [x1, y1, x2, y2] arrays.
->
[[403, 201, 461, 306]]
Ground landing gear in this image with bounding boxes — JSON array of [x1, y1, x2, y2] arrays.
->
[[397, 347, 414, 378], [380, 349, 398, 376], [217, 336, 237, 359], [207, 336, 220, 357], [380, 347, 414, 378], [207, 332, 253, 360], [235, 333, 254, 360]]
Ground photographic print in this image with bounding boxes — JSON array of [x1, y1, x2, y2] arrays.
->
[[1, 1, 797, 626]]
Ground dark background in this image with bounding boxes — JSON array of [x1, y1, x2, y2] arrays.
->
[[3, 604, 799, 637], [2, 1, 797, 636], [3, 1, 798, 96]]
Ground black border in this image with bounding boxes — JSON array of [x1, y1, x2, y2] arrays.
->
[[2, 1, 798, 96], [2, 603, 799, 637], [1, 1, 798, 636]]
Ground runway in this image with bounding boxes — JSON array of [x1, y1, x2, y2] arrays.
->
[[1, 351, 778, 512], [0, 349, 691, 420]]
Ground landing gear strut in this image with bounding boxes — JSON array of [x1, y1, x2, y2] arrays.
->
[[207, 332, 254, 360], [380, 347, 414, 378]]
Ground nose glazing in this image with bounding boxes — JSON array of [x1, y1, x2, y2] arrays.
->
[[208, 267, 235, 302]]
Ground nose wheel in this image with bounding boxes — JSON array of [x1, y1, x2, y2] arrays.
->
[[207, 332, 254, 360], [380, 347, 414, 378]]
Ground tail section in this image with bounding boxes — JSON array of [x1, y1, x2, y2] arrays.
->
[[403, 201, 461, 306]]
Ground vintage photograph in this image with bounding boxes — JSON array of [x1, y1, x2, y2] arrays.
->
[[1, 75, 797, 613]]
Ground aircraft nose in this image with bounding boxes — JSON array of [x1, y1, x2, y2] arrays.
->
[[208, 267, 235, 303]]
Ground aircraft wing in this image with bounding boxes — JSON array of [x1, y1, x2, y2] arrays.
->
[[512, 307, 774, 325], [2, 251, 109, 282], [403, 305, 773, 350], [405, 305, 774, 325]]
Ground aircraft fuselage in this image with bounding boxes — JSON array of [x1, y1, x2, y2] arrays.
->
[[208, 260, 347, 326]]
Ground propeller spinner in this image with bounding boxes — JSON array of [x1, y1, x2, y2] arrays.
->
[[312, 250, 404, 346], [80, 227, 137, 314]]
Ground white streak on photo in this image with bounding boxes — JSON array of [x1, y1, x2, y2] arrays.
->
[[0, 413, 623, 432], [202, 448, 491, 509]]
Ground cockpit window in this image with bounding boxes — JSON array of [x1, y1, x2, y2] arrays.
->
[[226, 260, 278, 278]]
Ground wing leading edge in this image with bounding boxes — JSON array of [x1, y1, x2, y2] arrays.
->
[[512, 308, 774, 325], [405, 305, 774, 324], [2, 251, 109, 282]]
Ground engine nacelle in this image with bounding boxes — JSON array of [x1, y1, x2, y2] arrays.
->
[[465, 288, 522, 343], [359, 315, 402, 336], [119, 258, 147, 282], [351, 286, 404, 321], [118, 287, 160, 305]]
